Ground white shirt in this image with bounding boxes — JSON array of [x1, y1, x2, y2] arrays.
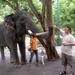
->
[[60, 29, 75, 56]]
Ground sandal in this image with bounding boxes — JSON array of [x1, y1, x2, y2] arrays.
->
[[70, 71, 74, 75], [60, 71, 67, 75]]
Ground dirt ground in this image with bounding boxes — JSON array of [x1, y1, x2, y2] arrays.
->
[[0, 46, 75, 75]]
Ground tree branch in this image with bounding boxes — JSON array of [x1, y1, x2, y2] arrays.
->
[[3, 0, 19, 11], [42, 0, 46, 31], [15, 0, 19, 10], [27, 0, 44, 28]]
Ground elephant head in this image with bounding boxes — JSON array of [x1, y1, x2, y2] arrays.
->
[[13, 10, 53, 38]]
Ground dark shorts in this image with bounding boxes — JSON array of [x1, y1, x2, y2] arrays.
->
[[61, 53, 73, 66]]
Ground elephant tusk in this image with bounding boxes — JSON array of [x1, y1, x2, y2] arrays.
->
[[35, 31, 49, 36], [28, 30, 33, 34]]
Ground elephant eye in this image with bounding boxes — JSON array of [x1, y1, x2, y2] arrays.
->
[[20, 17, 25, 21], [20, 18, 25, 24]]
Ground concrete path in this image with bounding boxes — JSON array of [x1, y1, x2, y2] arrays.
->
[[0, 46, 75, 75]]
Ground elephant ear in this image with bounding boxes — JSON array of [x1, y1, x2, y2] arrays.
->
[[4, 14, 16, 29]]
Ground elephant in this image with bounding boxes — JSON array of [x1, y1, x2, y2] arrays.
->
[[0, 14, 27, 67]]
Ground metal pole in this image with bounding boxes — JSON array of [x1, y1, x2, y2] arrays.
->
[[56, 0, 61, 46]]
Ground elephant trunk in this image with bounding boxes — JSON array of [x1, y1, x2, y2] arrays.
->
[[35, 31, 48, 36], [28, 26, 54, 37]]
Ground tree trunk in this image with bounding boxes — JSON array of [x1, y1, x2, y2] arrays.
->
[[46, 38, 59, 60], [44, 0, 60, 60]]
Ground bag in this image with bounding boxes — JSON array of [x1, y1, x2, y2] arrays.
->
[[28, 48, 31, 51]]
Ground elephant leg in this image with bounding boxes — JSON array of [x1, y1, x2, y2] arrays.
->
[[9, 48, 14, 63], [0, 47, 5, 62], [9, 43, 21, 67], [18, 37, 27, 65]]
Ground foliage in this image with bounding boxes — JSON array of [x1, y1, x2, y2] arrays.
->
[[53, 0, 75, 36], [0, 1, 14, 22], [32, 0, 42, 13]]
